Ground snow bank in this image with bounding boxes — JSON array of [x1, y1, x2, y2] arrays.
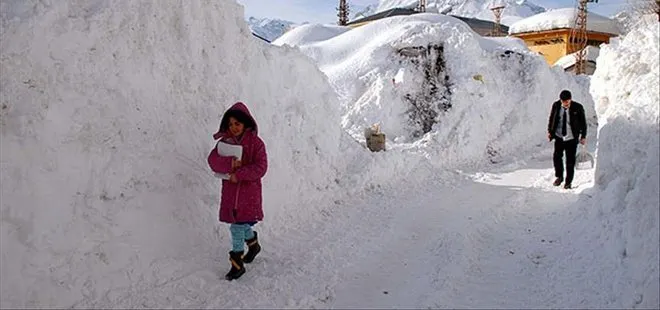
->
[[273, 23, 351, 46], [0, 0, 347, 307], [589, 16, 659, 308], [554, 45, 600, 69], [509, 8, 620, 35], [279, 13, 595, 170]]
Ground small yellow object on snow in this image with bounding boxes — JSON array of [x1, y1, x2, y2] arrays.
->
[[472, 74, 484, 83], [364, 123, 386, 152]]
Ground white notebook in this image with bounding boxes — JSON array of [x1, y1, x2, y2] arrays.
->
[[214, 141, 243, 180]]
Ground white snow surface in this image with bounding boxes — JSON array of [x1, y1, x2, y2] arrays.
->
[[553, 45, 600, 69], [589, 17, 660, 308], [0, 0, 351, 307], [277, 13, 596, 170], [612, 10, 635, 35], [509, 7, 621, 35], [1, 0, 659, 309], [375, 0, 546, 26], [272, 23, 351, 46]]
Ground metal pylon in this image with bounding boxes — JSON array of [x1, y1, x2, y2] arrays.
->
[[568, 0, 595, 75], [419, 0, 426, 12], [338, 0, 349, 25], [490, 5, 505, 36]]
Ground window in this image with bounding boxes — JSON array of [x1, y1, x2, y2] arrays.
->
[[533, 37, 564, 45]]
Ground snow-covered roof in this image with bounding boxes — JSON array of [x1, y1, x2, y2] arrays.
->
[[554, 45, 601, 69], [509, 8, 620, 35]]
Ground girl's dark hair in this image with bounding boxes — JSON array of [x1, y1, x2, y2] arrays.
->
[[219, 109, 256, 133]]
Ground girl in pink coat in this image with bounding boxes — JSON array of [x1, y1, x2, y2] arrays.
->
[[208, 102, 268, 280]]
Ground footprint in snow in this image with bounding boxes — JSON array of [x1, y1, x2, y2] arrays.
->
[[528, 251, 546, 265]]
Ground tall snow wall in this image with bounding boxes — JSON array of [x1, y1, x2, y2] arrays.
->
[[0, 0, 343, 307]]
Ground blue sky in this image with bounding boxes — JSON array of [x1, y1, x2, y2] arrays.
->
[[235, 0, 628, 24]]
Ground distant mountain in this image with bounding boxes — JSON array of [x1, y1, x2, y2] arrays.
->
[[246, 17, 299, 42], [359, 0, 546, 26], [351, 4, 379, 21]]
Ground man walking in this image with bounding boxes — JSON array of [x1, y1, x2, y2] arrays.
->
[[547, 90, 587, 189]]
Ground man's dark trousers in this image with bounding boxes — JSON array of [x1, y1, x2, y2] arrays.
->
[[554, 138, 579, 184]]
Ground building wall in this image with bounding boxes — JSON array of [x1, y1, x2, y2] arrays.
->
[[526, 42, 566, 64], [566, 32, 613, 54], [516, 30, 569, 64], [513, 29, 614, 65]]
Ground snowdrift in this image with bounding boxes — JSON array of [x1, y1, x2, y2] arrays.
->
[[0, 0, 347, 307], [273, 23, 351, 46], [276, 13, 595, 169], [589, 17, 659, 309]]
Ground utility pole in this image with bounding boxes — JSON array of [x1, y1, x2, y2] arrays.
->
[[490, 5, 505, 36], [338, 0, 349, 26], [418, 0, 427, 12], [569, 0, 597, 75]]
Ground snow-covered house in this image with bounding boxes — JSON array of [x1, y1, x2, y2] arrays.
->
[[508, 8, 619, 65]]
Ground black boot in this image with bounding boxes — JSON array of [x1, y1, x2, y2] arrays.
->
[[225, 251, 245, 281], [553, 177, 563, 186], [243, 231, 261, 264]]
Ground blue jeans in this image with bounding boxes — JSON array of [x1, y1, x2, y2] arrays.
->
[[229, 223, 256, 252]]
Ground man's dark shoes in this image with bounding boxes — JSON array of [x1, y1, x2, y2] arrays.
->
[[553, 177, 563, 186], [564, 183, 572, 189]]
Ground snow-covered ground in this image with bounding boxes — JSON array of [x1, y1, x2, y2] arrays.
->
[[1, 0, 658, 308]]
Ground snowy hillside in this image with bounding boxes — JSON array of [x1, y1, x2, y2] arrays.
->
[[352, 3, 379, 20], [375, 0, 546, 25], [276, 13, 595, 169], [589, 15, 659, 308], [0, 0, 349, 307], [246, 16, 297, 42]]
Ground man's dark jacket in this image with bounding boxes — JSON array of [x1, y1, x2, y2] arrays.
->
[[547, 100, 587, 141]]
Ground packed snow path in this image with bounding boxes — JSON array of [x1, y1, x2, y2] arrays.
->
[[76, 147, 604, 308]]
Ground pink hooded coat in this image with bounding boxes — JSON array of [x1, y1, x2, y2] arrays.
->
[[207, 102, 268, 223]]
